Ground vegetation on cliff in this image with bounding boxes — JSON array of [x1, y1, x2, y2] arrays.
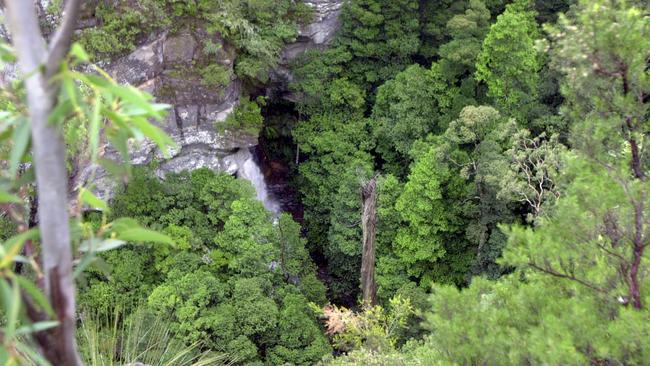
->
[[1, 0, 649, 364]]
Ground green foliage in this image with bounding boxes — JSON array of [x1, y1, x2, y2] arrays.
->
[[496, 130, 565, 221], [77, 307, 227, 365], [334, 0, 421, 93], [81, 168, 329, 364], [476, 0, 541, 120], [438, 0, 492, 80], [337, 2, 649, 364], [393, 143, 471, 286], [372, 63, 457, 176], [291, 0, 422, 112], [0, 215, 16, 241], [52, 0, 650, 364], [322, 295, 414, 355], [79, 0, 310, 83], [293, 112, 375, 301], [199, 63, 231, 88], [267, 292, 333, 365], [78, 1, 169, 58], [219, 96, 265, 135], [0, 41, 176, 364]]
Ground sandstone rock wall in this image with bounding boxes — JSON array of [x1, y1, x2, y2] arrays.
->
[[3, 0, 345, 198]]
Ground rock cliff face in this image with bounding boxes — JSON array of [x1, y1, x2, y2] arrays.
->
[[79, 0, 344, 197]]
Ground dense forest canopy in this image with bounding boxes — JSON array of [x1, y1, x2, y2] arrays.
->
[[0, 0, 648, 365]]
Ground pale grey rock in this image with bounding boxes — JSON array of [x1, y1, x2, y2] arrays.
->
[[280, 0, 344, 63], [109, 35, 165, 86], [300, 0, 344, 45], [270, 0, 344, 101], [71, 1, 344, 200], [163, 32, 197, 64], [156, 145, 231, 176]]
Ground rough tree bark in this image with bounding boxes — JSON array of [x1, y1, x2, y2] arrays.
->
[[5, 0, 83, 364], [360, 178, 377, 307]]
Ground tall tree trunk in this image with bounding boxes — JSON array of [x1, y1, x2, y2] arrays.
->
[[360, 178, 378, 307], [629, 200, 645, 309], [5, 1, 83, 364]]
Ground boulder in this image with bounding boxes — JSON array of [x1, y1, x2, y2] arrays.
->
[[162, 32, 197, 64], [108, 35, 165, 86]]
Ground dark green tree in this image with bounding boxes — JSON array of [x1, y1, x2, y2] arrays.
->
[[475, 0, 541, 121]]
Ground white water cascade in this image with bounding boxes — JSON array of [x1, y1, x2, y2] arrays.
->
[[226, 148, 281, 215]]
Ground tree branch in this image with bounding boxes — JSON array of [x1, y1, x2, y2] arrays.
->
[[528, 262, 609, 295], [45, 0, 82, 79], [4, 0, 48, 72]]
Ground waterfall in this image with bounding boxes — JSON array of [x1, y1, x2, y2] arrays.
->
[[227, 148, 281, 215]]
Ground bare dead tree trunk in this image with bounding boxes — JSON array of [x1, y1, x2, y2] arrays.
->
[[5, 0, 83, 364], [360, 178, 377, 307]]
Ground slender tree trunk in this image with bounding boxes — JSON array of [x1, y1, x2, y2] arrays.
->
[[5, 1, 83, 364], [360, 178, 378, 306], [629, 201, 645, 309]]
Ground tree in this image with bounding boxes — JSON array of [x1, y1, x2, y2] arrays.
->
[[334, 0, 421, 93], [441, 106, 518, 277], [4, 2, 84, 362], [372, 63, 457, 176], [497, 130, 565, 221], [292, 112, 374, 301], [360, 177, 378, 306], [90, 168, 328, 364], [2, 1, 175, 363], [393, 142, 471, 286], [438, 0, 492, 80], [506, 0, 650, 309], [475, 0, 541, 120]]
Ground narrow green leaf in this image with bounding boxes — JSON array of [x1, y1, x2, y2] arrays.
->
[[15, 341, 53, 366], [69, 43, 90, 63], [48, 99, 73, 125], [90, 256, 112, 277], [110, 217, 140, 231], [78, 73, 112, 89], [107, 84, 155, 113], [62, 76, 79, 109], [79, 188, 109, 212], [98, 158, 128, 178], [9, 118, 30, 177], [124, 102, 170, 117], [16, 320, 59, 336], [78, 238, 125, 253], [0, 190, 22, 204], [89, 96, 102, 162], [4, 278, 21, 344], [108, 134, 129, 163], [74, 252, 96, 279], [1, 229, 39, 269], [0, 279, 12, 316], [117, 228, 174, 246], [16, 276, 55, 317], [0, 43, 16, 62], [129, 117, 176, 156]]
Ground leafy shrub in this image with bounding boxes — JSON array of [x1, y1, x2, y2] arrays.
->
[[199, 63, 231, 88], [218, 96, 265, 135], [77, 307, 227, 366], [78, 1, 169, 58], [80, 168, 330, 365]]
